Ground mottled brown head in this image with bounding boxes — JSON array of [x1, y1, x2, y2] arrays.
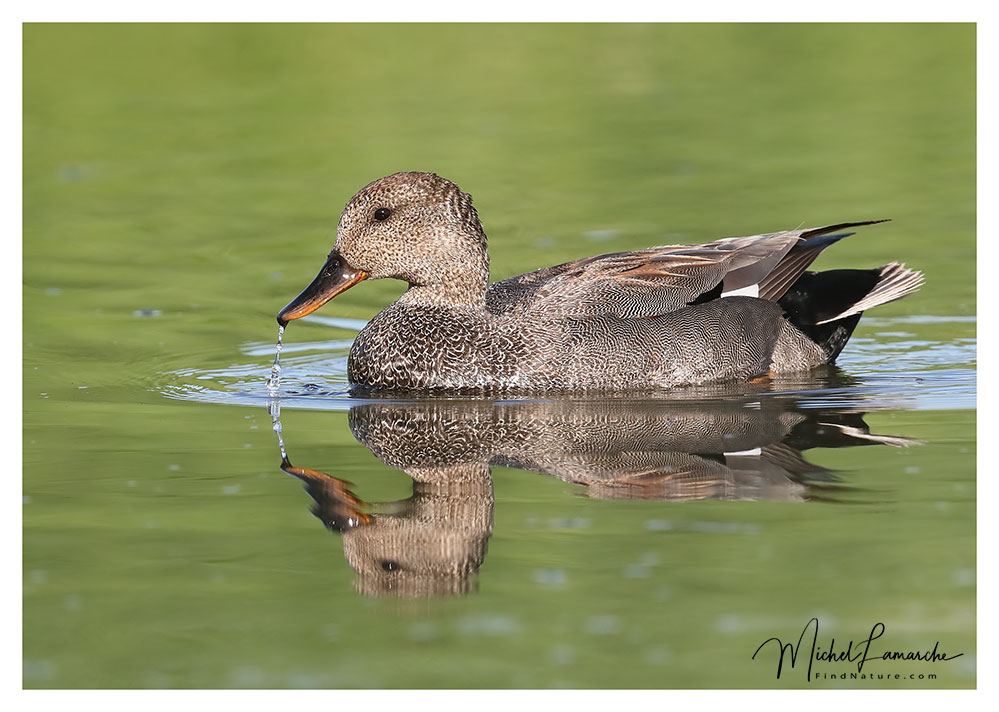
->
[[277, 172, 490, 323], [337, 172, 487, 281]]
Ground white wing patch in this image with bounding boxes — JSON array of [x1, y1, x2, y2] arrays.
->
[[721, 283, 759, 298], [724, 447, 762, 457]]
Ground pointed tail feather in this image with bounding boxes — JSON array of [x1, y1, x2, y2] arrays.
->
[[754, 220, 890, 302], [758, 232, 855, 301], [799, 219, 891, 239]]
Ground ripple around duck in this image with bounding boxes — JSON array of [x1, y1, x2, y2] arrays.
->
[[158, 316, 977, 413]]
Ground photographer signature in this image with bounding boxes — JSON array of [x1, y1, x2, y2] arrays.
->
[[752, 617, 963, 681]]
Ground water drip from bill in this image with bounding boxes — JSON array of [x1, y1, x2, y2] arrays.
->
[[268, 398, 287, 462], [266, 324, 285, 392]]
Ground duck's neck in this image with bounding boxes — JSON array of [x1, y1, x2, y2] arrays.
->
[[399, 255, 490, 311]]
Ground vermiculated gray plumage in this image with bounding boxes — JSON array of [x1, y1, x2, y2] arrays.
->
[[278, 172, 924, 392]]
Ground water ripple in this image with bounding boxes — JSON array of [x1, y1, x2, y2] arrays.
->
[[159, 316, 976, 412]]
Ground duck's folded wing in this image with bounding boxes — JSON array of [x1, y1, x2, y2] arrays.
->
[[486, 221, 884, 319]]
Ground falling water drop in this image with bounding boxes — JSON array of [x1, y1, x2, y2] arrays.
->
[[268, 399, 287, 462], [266, 324, 285, 392]]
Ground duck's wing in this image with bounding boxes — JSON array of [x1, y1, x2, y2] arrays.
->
[[486, 221, 886, 318]]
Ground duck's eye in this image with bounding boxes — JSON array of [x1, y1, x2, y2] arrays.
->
[[379, 560, 400, 572], [373, 208, 392, 221]]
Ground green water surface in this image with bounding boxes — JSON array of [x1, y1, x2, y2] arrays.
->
[[23, 23, 975, 689]]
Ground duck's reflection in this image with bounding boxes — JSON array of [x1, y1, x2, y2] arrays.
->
[[281, 458, 492, 597], [275, 393, 915, 597]]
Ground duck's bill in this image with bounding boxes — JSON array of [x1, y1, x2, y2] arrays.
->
[[277, 251, 367, 325]]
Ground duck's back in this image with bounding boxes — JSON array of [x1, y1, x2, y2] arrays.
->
[[485, 229, 805, 318]]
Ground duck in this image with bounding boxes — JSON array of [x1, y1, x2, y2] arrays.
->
[[277, 172, 923, 392]]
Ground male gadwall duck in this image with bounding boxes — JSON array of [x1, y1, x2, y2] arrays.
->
[[277, 172, 923, 391]]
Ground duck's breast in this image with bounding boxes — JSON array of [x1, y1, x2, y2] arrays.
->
[[348, 304, 528, 390]]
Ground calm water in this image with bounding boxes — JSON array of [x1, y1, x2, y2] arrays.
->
[[23, 24, 975, 688]]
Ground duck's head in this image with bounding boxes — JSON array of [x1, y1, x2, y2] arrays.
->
[[278, 172, 488, 325]]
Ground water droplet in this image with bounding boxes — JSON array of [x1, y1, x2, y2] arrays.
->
[[23, 659, 55, 681], [643, 645, 671, 664], [645, 519, 673, 531], [952, 568, 974, 586], [582, 229, 618, 242], [547, 644, 576, 666], [547, 517, 590, 529], [59, 165, 85, 182], [622, 563, 650, 579], [454, 615, 523, 636], [585, 615, 620, 635], [406, 622, 440, 642], [533, 568, 568, 588]]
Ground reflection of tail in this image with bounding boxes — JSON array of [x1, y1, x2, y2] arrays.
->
[[814, 423, 920, 448], [784, 412, 921, 451], [779, 262, 924, 362]]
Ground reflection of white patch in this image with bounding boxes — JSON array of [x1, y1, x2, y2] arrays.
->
[[722, 284, 759, 298], [817, 423, 919, 448], [724, 447, 762, 457]]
